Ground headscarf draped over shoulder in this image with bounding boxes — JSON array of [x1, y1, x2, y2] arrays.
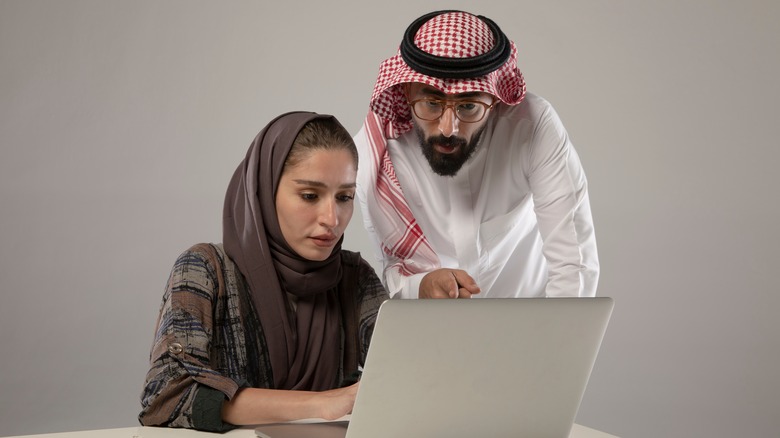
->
[[223, 111, 347, 391], [360, 11, 527, 279]]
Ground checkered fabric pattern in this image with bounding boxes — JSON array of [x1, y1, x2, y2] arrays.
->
[[415, 12, 495, 58], [362, 11, 527, 279], [369, 11, 526, 135]]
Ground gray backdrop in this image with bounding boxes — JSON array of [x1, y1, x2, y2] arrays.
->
[[1, 1, 778, 437]]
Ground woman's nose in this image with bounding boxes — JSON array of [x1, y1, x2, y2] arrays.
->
[[318, 200, 338, 227]]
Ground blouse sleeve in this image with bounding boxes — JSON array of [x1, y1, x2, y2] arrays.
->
[[138, 246, 241, 431]]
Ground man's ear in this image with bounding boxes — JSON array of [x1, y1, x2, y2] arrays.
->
[[401, 83, 412, 100]]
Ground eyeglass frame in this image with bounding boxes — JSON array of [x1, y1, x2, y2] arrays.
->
[[408, 98, 496, 123]]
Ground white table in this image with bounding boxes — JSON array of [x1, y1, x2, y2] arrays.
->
[[3, 423, 619, 438]]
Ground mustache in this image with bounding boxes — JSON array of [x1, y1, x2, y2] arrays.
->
[[426, 134, 468, 148]]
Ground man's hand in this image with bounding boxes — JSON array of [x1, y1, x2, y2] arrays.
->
[[419, 269, 481, 299]]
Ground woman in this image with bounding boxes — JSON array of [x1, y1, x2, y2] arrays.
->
[[139, 112, 388, 431]]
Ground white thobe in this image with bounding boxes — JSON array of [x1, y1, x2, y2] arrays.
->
[[355, 93, 599, 299]]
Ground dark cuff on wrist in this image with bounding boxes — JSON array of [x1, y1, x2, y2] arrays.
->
[[192, 386, 237, 432]]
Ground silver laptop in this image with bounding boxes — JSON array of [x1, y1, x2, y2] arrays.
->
[[256, 297, 613, 438]]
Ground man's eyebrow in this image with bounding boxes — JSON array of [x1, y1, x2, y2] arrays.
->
[[418, 87, 484, 100], [292, 179, 356, 189]]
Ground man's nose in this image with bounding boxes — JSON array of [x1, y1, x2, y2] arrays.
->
[[437, 106, 459, 137]]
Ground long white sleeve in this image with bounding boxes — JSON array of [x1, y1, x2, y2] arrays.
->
[[523, 103, 599, 296], [354, 93, 599, 299]]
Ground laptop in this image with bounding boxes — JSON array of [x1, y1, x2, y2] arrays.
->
[[256, 297, 614, 438]]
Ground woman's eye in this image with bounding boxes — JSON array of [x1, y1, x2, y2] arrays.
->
[[300, 193, 317, 201], [337, 194, 355, 203]]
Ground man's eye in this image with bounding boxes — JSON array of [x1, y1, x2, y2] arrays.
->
[[458, 102, 478, 112], [424, 100, 443, 109]]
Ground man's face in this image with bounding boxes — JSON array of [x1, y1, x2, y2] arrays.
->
[[406, 83, 495, 177]]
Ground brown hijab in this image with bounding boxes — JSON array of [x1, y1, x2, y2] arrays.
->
[[223, 112, 345, 391]]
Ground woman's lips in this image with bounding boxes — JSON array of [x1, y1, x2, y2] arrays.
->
[[310, 235, 338, 247]]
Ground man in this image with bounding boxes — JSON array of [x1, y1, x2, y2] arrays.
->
[[355, 10, 599, 299]]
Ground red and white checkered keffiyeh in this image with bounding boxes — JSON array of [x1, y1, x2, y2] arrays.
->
[[362, 11, 527, 277]]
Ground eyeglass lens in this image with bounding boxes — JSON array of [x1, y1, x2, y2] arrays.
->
[[413, 100, 487, 122]]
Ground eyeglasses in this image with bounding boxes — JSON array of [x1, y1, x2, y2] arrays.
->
[[409, 98, 495, 123]]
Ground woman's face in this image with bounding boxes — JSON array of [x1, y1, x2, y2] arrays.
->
[[276, 148, 357, 261]]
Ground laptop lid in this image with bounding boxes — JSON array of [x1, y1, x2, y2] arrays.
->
[[256, 297, 613, 438], [346, 297, 613, 438]]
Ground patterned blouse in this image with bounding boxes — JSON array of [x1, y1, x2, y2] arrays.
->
[[139, 243, 388, 431]]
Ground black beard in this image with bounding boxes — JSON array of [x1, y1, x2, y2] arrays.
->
[[414, 124, 486, 177]]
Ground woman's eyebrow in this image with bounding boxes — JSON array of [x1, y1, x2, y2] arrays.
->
[[293, 179, 325, 187], [292, 179, 356, 189]]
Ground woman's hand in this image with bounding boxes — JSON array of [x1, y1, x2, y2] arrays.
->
[[315, 382, 359, 420], [221, 383, 359, 425]]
